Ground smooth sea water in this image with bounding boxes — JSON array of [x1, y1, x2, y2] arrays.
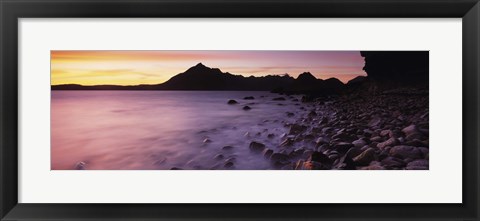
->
[[51, 91, 305, 170]]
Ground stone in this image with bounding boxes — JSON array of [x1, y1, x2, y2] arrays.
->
[[368, 117, 382, 128], [381, 156, 406, 168], [406, 159, 429, 170], [345, 147, 363, 159], [377, 137, 397, 150], [243, 106, 251, 111], [203, 138, 212, 143], [389, 145, 422, 159], [249, 141, 266, 152], [243, 96, 255, 100], [402, 124, 419, 137], [74, 161, 86, 170], [222, 146, 234, 150], [280, 138, 294, 147], [370, 136, 383, 142], [286, 112, 295, 117], [353, 148, 376, 166], [352, 139, 367, 148], [289, 124, 307, 135], [289, 148, 304, 158], [309, 151, 333, 166], [315, 137, 330, 146], [380, 129, 392, 137], [332, 142, 354, 153], [267, 133, 275, 139], [224, 161, 235, 168], [227, 99, 238, 105], [263, 149, 274, 159], [361, 162, 386, 170]]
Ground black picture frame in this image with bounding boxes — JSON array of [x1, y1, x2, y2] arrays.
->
[[1, 0, 479, 220]]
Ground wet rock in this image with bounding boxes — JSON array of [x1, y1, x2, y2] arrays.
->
[[402, 124, 419, 137], [380, 129, 392, 137], [315, 137, 330, 146], [227, 99, 238, 105], [345, 147, 363, 159], [273, 97, 286, 101], [74, 161, 86, 170], [224, 161, 235, 168], [170, 167, 183, 170], [308, 111, 317, 117], [289, 148, 305, 158], [243, 96, 255, 100], [418, 147, 429, 158], [280, 138, 294, 147], [336, 155, 356, 170], [332, 132, 356, 142], [222, 146, 234, 151], [381, 156, 406, 169], [286, 112, 295, 117], [389, 145, 422, 159], [405, 139, 425, 147], [289, 124, 307, 135], [352, 139, 367, 148], [249, 141, 266, 152], [377, 137, 397, 150], [303, 134, 315, 140], [406, 133, 424, 141], [263, 149, 274, 158], [332, 142, 354, 153], [370, 136, 383, 142], [361, 162, 385, 170], [267, 133, 275, 139], [353, 148, 376, 166], [309, 151, 333, 166], [243, 106, 252, 111], [406, 159, 429, 170], [368, 117, 382, 128]]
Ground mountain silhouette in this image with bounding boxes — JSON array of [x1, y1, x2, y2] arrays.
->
[[52, 63, 346, 94]]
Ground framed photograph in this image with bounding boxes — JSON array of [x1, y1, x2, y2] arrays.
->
[[1, 0, 479, 220]]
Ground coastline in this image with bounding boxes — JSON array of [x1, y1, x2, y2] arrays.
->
[[243, 89, 429, 170]]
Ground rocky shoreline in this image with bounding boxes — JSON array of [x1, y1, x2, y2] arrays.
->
[[236, 89, 429, 170]]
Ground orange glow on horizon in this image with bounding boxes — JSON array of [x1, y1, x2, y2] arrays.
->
[[51, 50, 366, 86]]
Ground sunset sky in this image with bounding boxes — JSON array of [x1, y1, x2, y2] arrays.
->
[[51, 51, 366, 86]]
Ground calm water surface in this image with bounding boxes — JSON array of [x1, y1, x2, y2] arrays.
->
[[51, 91, 305, 170]]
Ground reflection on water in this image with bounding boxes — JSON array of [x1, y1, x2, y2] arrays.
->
[[51, 91, 303, 170]]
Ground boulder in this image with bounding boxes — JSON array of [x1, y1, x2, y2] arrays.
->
[[353, 148, 376, 166], [352, 139, 367, 148], [406, 159, 429, 170], [227, 99, 238, 104], [377, 137, 397, 150], [389, 145, 422, 159], [249, 141, 266, 152], [381, 156, 406, 169], [289, 124, 307, 135]]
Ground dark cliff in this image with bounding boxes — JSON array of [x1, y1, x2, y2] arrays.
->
[[360, 51, 429, 88]]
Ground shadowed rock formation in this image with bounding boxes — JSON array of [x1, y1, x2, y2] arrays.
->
[[360, 51, 429, 88]]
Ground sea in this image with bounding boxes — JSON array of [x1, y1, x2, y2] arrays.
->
[[51, 91, 307, 170]]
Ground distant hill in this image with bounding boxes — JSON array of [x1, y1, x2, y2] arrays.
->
[[52, 63, 352, 95]]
